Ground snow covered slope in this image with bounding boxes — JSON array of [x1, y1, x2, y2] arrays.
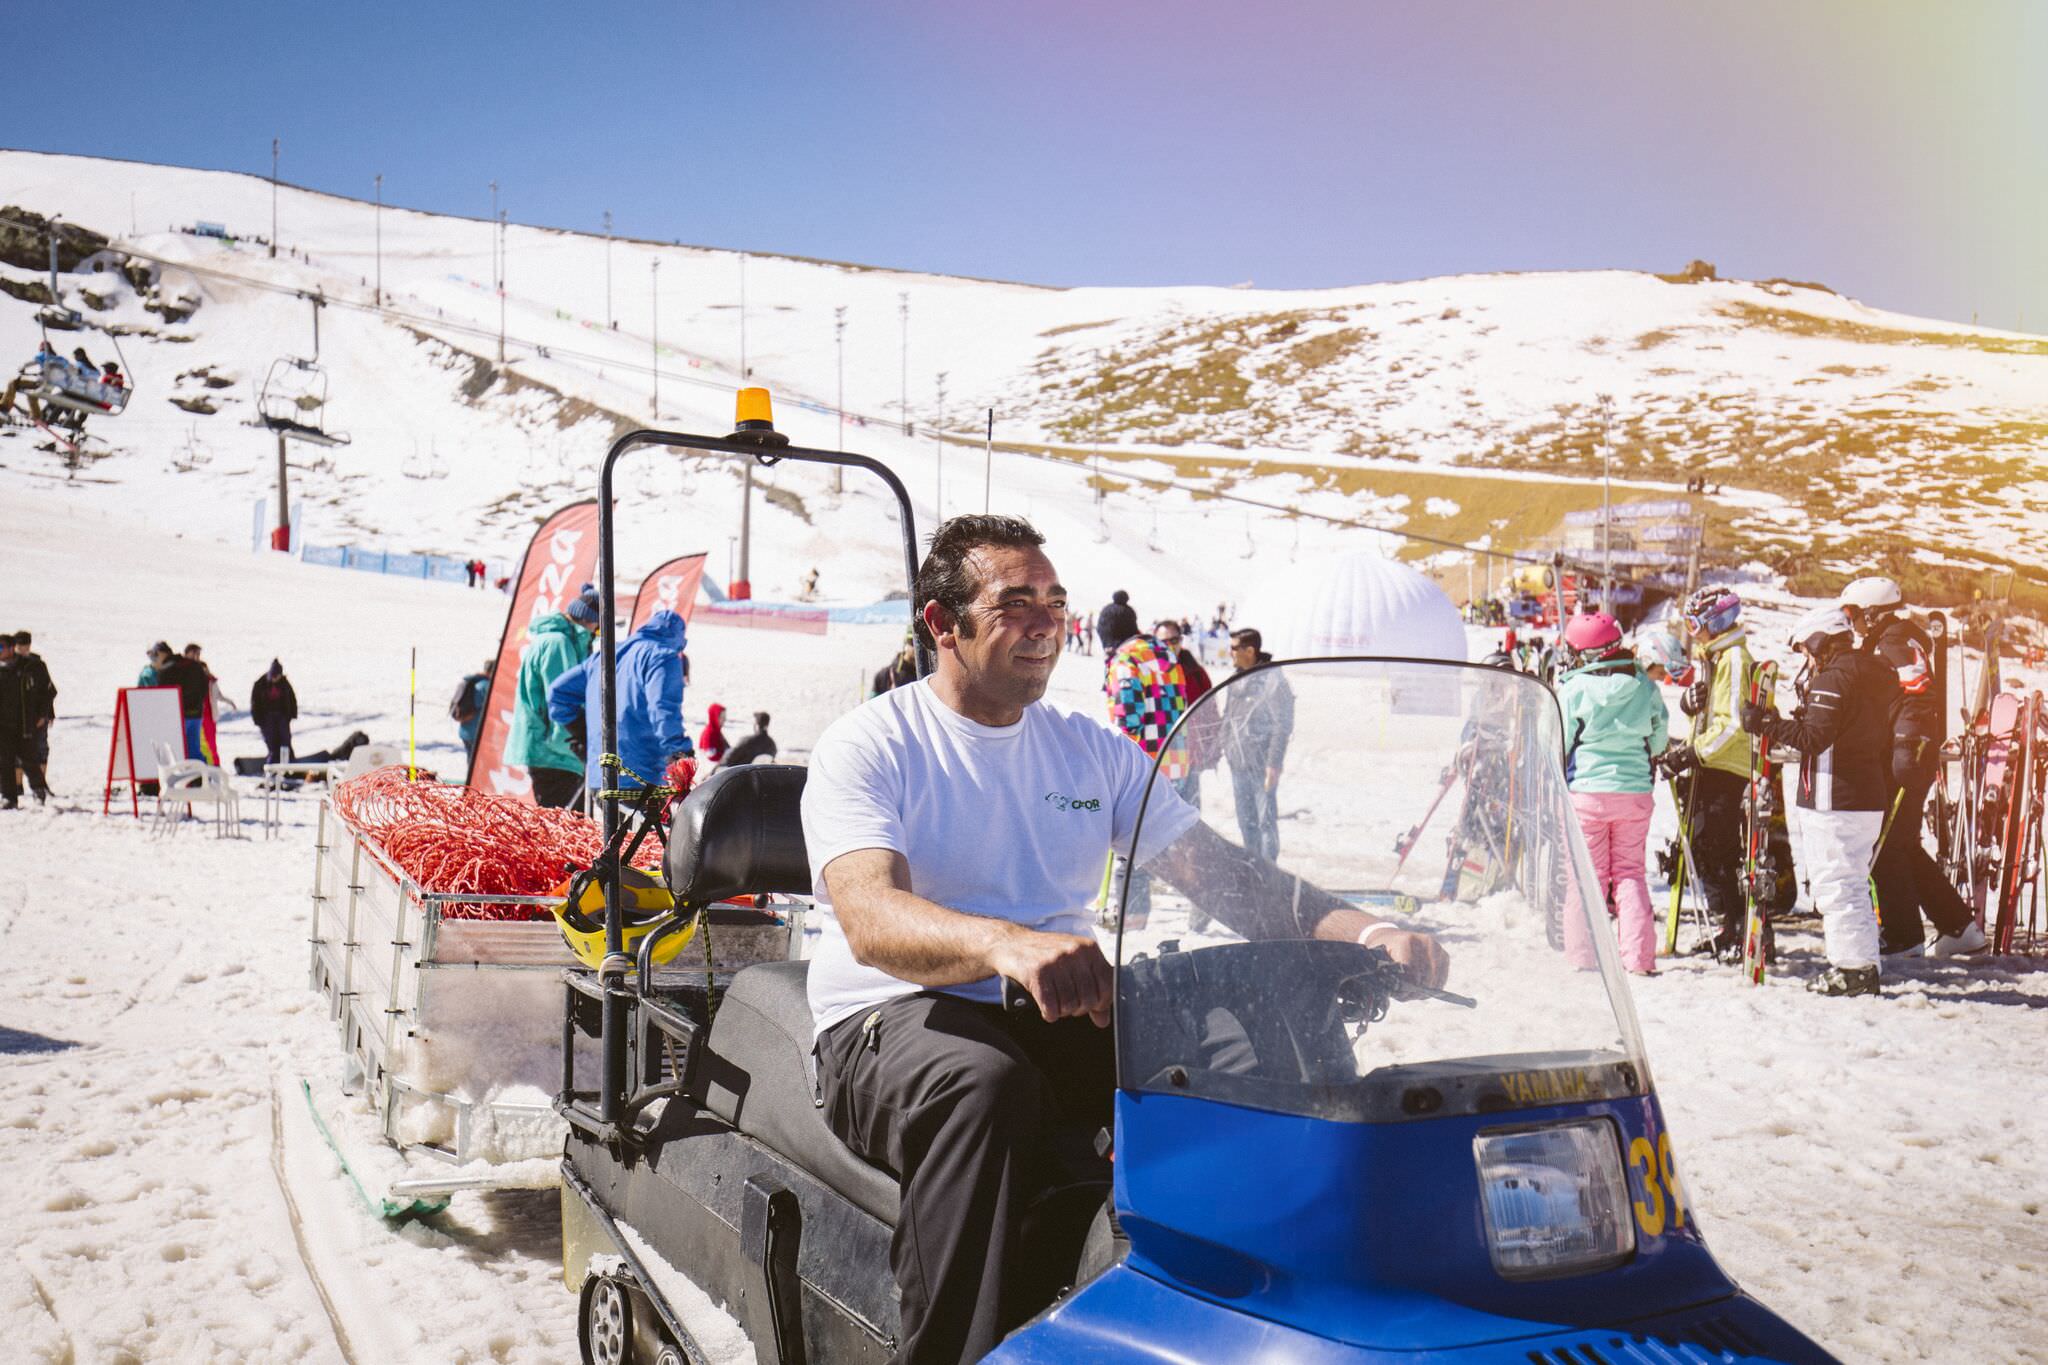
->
[[3, 150, 2044, 609]]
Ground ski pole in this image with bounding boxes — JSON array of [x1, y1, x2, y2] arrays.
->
[[407, 645, 418, 781], [1393, 757, 1462, 876], [1867, 785, 1906, 878]]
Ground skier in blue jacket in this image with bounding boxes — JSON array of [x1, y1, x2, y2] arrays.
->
[[547, 608, 693, 794]]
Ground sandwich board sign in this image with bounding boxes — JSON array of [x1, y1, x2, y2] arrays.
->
[[104, 686, 184, 816]]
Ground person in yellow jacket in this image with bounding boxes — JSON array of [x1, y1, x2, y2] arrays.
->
[[1671, 588, 1760, 960]]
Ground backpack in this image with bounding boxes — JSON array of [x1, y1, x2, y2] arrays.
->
[[449, 676, 480, 723]]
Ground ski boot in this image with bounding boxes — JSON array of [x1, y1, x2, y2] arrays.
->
[[1806, 965, 1880, 997], [1929, 922, 1989, 958]]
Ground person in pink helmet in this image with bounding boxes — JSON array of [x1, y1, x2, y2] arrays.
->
[[1556, 610, 1668, 974]]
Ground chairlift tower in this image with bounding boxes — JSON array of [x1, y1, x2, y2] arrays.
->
[[249, 292, 351, 551]]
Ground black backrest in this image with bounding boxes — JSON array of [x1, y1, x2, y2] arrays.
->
[[665, 764, 811, 906]]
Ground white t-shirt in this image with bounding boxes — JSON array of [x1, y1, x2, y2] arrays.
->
[[802, 678, 1200, 1037]]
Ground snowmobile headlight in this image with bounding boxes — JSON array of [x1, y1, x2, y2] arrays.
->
[[1474, 1120, 1635, 1280]]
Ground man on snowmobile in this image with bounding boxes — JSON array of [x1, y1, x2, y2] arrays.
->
[[801, 514, 1448, 1365], [1741, 605, 1897, 996], [1840, 576, 1987, 958]]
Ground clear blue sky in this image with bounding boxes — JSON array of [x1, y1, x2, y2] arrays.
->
[[15, 0, 2045, 328]]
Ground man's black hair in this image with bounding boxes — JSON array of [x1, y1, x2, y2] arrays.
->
[[913, 514, 1046, 650], [11, 630, 27, 646], [1231, 627, 1263, 653], [753, 711, 771, 729]]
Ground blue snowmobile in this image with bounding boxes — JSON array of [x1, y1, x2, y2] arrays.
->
[[557, 393, 1836, 1364]]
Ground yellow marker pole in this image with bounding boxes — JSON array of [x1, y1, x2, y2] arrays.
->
[[408, 646, 418, 780]]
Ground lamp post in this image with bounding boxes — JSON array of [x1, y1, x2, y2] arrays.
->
[[497, 209, 507, 363], [739, 251, 748, 379], [833, 305, 847, 493], [488, 180, 498, 290], [898, 292, 910, 435], [650, 259, 660, 416], [934, 371, 947, 521], [269, 138, 279, 259], [373, 173, 382, 306], [603, 209, 613, 328]]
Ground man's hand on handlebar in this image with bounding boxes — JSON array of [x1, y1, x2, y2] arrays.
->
[[1363, 925, 1451, 992], [988, 926, 1114, 1028]]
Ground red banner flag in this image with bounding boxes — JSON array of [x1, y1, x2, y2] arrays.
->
[[468, 500, 602, 798], [628, 553, 709, 633]]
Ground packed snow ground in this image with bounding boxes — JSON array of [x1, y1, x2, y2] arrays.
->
[[2, 488, 2044, 1362]]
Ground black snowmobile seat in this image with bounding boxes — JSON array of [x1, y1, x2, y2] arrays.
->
[[665, 763, 813, 906], [664, 764, 901, 1225], [702, 960, 900, 1225]]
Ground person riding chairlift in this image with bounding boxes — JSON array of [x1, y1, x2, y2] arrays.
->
[[100, 361, 124, 392]]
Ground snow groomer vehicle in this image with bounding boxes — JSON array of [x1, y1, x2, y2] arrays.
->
[[558, 391, 1836, 1363]]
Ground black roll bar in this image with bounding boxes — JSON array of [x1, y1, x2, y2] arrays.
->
[[587, 426, 928, 1129]]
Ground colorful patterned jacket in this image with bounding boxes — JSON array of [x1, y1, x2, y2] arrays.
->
[[1105, 634, 1190, 781]]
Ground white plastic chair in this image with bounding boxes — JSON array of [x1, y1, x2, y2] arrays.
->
[[329, 743, 406, 784], [153, 741, 240, 836]]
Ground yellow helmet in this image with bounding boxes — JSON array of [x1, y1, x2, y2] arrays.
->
[[549, 864, 694, 970]]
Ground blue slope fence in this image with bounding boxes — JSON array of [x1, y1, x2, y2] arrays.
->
[[301, 544, 476, 584]]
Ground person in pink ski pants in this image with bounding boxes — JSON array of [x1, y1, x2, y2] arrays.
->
[[1555, 611, 1669, 975]]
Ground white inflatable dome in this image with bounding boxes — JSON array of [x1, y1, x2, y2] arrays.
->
[[1238, 549, 1467, 663]]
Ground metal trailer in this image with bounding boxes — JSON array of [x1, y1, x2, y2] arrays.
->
[[306, 797, 801, 1192], [306, 797, 575, 1177]]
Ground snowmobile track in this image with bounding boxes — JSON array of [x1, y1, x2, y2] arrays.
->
[[268, 1080, 362, 1365]]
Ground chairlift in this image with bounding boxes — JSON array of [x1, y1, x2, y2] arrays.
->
[[172, 423, 212, 473], [401, 438, 449, 482], [9, 216, 138, 444], [250, 292, 351, 448]]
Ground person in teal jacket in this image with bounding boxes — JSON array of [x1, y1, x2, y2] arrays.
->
[[506, 592, 600, 807], [1556, 611, 1668, 974], [547, 608, 692, 795]]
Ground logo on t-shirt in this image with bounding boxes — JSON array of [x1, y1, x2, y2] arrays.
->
[[1044, 791, 1102, 812]]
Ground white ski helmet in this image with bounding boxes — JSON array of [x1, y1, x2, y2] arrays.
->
[[1840, 576, 1904, 614], [1787, 604, 1854, 656]]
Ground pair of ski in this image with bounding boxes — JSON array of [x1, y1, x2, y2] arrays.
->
[[1986, 691, 2046, 954], [1661, 658, 1776, 984]]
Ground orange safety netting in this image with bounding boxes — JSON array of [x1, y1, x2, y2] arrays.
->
[[332, 767, 667, 921]]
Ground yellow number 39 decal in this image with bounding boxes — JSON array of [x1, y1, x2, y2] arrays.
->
[[1628, 1132, 1688, 1239]]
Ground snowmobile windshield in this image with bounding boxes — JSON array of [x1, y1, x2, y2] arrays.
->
[[1115, 657, 1651, 1124]]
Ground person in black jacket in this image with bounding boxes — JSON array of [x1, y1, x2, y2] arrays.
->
[[0, 640, 50, 808], [9, 631, 55, 799], [1742, 605, 1896, 996], [1841, 577, 1986, 958], [723, 711, 778, 766], [250, 659, 298, 764]]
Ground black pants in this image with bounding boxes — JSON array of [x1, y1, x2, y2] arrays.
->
[[529, 765, 583, 808], [1691, 767, 1749, 946], [1873, 765, 1973, 946], [258, 716, 294, 765], [0, 732, 47, 804], [815, 993, 1113, 1365]]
